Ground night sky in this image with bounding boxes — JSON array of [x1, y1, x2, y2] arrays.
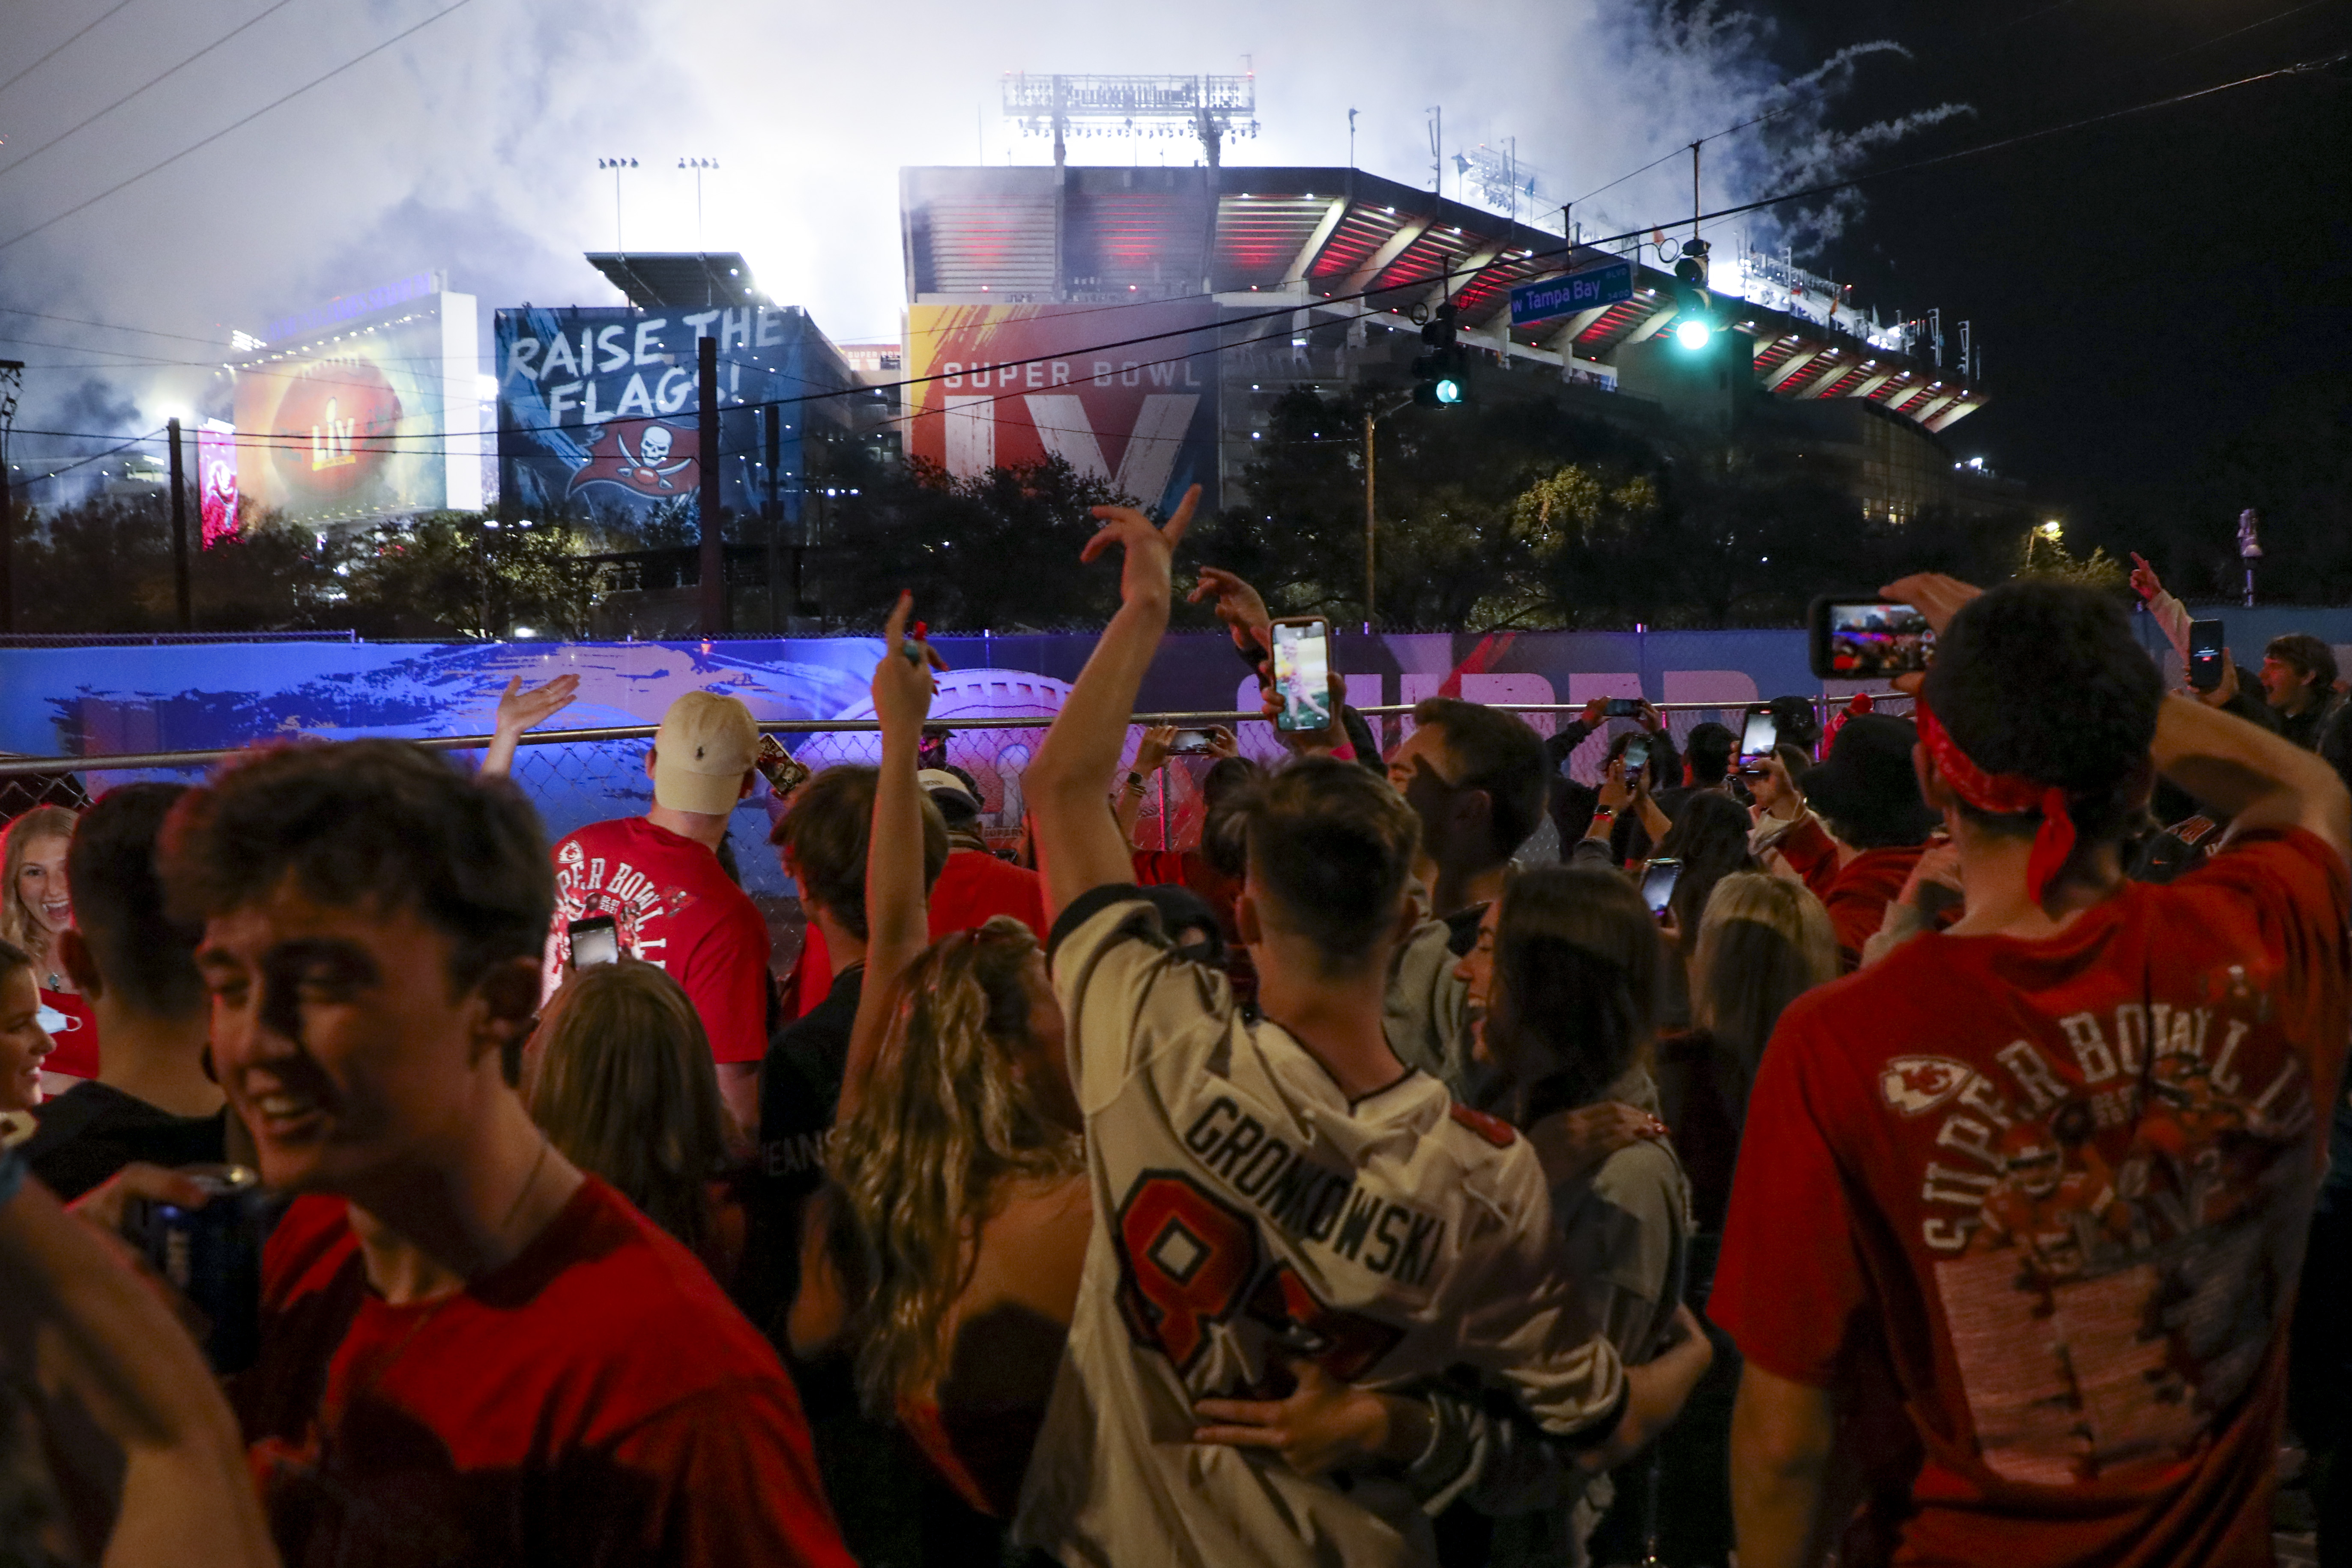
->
[[1765, 0, 2350, 536]]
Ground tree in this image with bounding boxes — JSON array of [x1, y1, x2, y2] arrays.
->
[[810, 454, 1136, 630], [338, 513, 611, 639]]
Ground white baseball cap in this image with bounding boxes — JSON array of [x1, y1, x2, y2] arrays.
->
[[917, 767, 978, 808], [652, 691, 759, 815]]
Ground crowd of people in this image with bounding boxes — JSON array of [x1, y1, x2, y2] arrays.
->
[[0, 503, 2346, 1568]]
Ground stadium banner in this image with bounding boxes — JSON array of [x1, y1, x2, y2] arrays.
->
[[231, 292, 476, 529], [196, 419, 239, 548], [495, 305, 850, 526], [902, 300, 1221, 516]]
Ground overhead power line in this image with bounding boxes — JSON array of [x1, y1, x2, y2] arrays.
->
[[8, 44, 2341, 454], [0, 0, 143, 98], [0, 0, 488, 255]]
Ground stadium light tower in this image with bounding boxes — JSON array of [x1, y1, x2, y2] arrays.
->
[[1452, 140, 1552, 229], [1001, 72, 1257, 169], [679, 157, 719, 249], [595, 157, 637, 251]]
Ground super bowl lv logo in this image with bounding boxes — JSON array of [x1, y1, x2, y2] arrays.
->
[[907, 300, 1219, 514], [568, 419, 698, 498]]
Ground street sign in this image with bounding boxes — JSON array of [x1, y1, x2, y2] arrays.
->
[[1509, 259, 1634, 327]]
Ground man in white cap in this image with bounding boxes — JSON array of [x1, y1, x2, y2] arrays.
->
[[544, 690, 771, 1133]]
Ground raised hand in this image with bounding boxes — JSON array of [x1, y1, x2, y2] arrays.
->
[[1135, 725, 1177, 774], [495, 673, 580, 738], [1189, 565, 1272, 654], [1085, 484, 1200, 609], [872, 592, 944, 740], [2129, 551, 2164, 604]]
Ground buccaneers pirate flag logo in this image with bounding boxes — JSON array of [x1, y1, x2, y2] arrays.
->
[[567, 419, 698, 499]]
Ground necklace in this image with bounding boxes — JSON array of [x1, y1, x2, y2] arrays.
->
[[498, 1133, 554, 1244]]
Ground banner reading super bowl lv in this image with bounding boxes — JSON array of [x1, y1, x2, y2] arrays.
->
[[903, 299, 1221, 516], [495, 305, 854, 525]]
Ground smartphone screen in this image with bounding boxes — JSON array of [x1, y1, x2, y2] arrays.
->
[[1604, 697, 1644, 720], [1167, 728, 1216, 754], [1640, 858, 1683, 917], [917, 729, 950, 771], [1812, 597, 1935, 679], [568, 915, 620, 968], [1272, 620, 1334, 732], [1623, 736, 1650, 774], [2188, 619, 2225, 692], [1737, 707, 1779, 767]]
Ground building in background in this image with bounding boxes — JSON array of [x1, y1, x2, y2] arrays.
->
[[231, 272, 481, 530], [899, 164, 2006, 522]]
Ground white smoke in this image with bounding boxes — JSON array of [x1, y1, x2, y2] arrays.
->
[[0, 0, 1965, 463]]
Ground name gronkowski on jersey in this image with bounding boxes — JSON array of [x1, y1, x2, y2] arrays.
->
[[1016, 890, 1627, 1568]]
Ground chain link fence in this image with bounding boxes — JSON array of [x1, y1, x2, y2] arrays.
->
[[1, 690, 1906, 983]]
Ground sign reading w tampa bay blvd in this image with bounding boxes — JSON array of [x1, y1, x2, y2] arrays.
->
[[1509, 258, 1636, 327]]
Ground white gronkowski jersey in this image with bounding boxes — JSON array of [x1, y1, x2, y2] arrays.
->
[[1015, 891, 1628, 1568]]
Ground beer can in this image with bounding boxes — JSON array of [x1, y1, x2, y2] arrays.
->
[[126, 1163, 265, 1374]]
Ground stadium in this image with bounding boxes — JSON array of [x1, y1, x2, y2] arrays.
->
[[899, 159, 2004, 526]]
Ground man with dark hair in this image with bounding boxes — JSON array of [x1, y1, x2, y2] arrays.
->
[[1016, 490, 1712, 1568], [1715, 575, 2349, 1568], [1384, 697, 1549, 1090], [20, 783, 227, 1200], [761, 764, 950, 1213], [165, 740, 853, 1568], [2260, 631, 2342, 749], [544, 690, 771, 1134], [1763, 714, 1942, 971]]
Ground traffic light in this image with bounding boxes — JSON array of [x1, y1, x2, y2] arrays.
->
[[1412, 302, 1467, 407], [1671, 239, 1714, 350]]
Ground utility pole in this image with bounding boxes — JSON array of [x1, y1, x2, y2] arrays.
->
[[697, 335, 724, 634], [0, 360, 21, 635], [1361, 392, 1415, 630], [167, 417, 192, 630], [1692, 140, 1702, 249], [763, 403, 781, 632], [1363, 409, 1376, 630]]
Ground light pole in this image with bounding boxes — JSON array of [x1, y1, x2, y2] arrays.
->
[[1361, 392, 1414, 631], [595, 157, 637, 250], [679, 157, 718, 249]]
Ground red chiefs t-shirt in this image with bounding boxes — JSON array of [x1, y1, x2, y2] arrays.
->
[[236, 1177, 854, 1568], [35, 986, 99, 1080], [791, 847, 1046, 1018], [545, 817, 771, 1065], [1711, 828, 2349, 1566]]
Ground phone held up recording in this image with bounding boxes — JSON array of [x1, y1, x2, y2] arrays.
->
[[1640, 858, 1683, 923], [2188, 619, 2226, 692], [1167, 728, 1219, 755], [568, 914, 621, 969], [756, 734, 811, 799], [1810, 596, 1935, 681], [1272, 617, 1335, 732]]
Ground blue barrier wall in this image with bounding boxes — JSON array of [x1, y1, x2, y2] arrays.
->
[[3, 603, 2337, 896]]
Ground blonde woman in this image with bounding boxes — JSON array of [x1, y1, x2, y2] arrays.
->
[[524, 960, 744, 1285], [789, 598, 1090, 1527], [2, 806, 96, 1084], [1659, 872, 1837, 1232]]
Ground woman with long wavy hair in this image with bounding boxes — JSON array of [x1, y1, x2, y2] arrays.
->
[[2, 806, 96, 1085], [789, 598, 1091, 1532]]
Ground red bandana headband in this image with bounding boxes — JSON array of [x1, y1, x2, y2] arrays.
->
[[1914, 698, 2077, 904]]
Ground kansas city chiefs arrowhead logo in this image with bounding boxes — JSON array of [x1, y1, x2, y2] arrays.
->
[[568, 418, 698, 498], [1880, 1055, 1973, 1116]]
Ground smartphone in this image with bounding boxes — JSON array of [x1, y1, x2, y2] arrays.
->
[[918, 727, 951, 771], [1603, 697, 1645, 720], [1271, 617, 1335, 732], [1640, 858, 1683, 919], [568, 914, 621, 968], [1167, 727, 1218, 754], [1736, 706, 1780, 771], [1810, 596, 1935, 680], [2188, 619, 2225, 692], [1623, 736, 1650, 774], [755, 734, 811, 798]]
